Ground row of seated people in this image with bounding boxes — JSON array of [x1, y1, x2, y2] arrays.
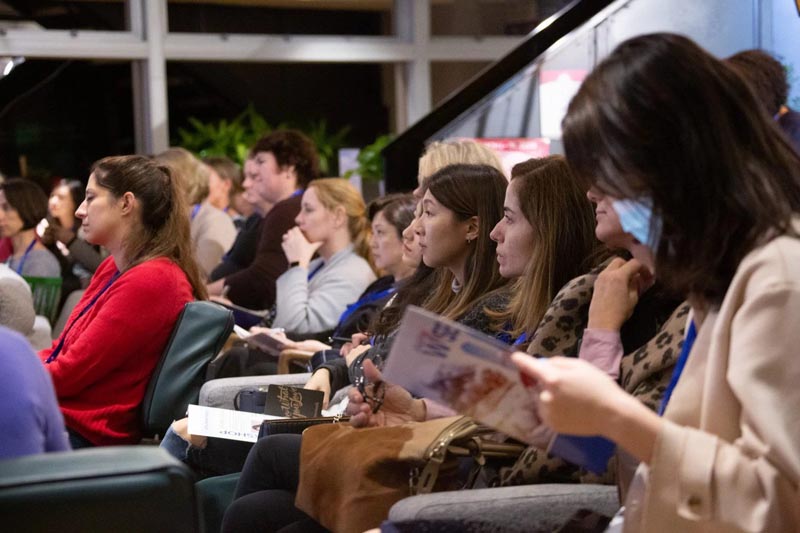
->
[[0, 149, 250, 342], [2, 34, 800, 532]]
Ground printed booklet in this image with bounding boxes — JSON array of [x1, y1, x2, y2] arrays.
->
[[382, 306, 615, 473]]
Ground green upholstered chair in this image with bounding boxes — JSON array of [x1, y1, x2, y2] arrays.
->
[[22, 276, 62, 325], [141, 301, 234, 439], [0, 447, 201, 533]]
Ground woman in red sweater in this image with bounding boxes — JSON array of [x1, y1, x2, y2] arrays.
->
[[40, 155, 207, 448]]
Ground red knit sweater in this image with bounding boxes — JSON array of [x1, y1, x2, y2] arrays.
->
[[39, 256, 193, 445]]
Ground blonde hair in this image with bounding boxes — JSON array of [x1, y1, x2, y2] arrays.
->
[[153, 147, 210, 205], [309, 178, 373, 269], [418, 140, 504, 183]]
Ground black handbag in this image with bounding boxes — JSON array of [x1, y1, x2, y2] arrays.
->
[[257, 414, 350, 438]]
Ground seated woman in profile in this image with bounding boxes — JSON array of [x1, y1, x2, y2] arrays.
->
[[42, 179, 105, 293], [208, 193, 416, 379], [220, 158, 604, 532], [39, 155, 206, 448], [155, 147, 237, 279], [0, 179, 60, 278], [227, 177, 377, 341], [513, 33, 800, 532]]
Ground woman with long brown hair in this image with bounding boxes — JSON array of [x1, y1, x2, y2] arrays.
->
[[39, 155, 206, 448], [516, 33, 800, 531]]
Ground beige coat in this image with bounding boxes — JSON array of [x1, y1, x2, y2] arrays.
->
[[624, 231, 800, 532]]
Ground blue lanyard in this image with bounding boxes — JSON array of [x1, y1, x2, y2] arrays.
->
[[291, 189, 304, 198], [12, 238, 37, 275], [307, 262, 324, 281], [658, 320, 697, 415], [334, 286, 395, 335], [190, 204, 201, 220], [46, 270, 121, 364], [513, 331, 528, 346]]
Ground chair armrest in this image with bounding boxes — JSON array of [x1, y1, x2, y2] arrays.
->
[[199, 373, 313, 409], [277, 348, 315, 374], [0, 447, 199, 533], [388, 484, 619, 533]]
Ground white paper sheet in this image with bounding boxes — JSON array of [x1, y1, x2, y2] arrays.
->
[[187, 404, 282, 443]]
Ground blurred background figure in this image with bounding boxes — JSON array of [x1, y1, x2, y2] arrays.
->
[[155, 148, 237, 279], [41, 179, 104, 307], [0, 179, 60, 278], [204, 156, 248, 229], [727, 49, 800, 153]]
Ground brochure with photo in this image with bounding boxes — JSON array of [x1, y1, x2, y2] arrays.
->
[[382, 306, 550, 448], [382, 306, 615, 473]]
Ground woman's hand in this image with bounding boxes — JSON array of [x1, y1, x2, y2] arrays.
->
[[512, 352, 662, 463], [340, 332, 369, 357], [292, 339, 332, 353], [304, 369, 332, 409], [345, 343, 371, 367], [249, 327, 289, 344], [281, 226, 322, 268], [206, 279, 225, 297], [512, 353, 630, 436], [346, 359, 426, 428], [588, 258, 653, 331]]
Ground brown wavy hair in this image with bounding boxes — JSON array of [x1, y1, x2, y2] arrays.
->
[[486, 156, 600, 341], [563, 33, 800, 306], [91, 155, 208, 300]]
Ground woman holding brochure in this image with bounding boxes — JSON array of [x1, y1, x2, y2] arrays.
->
[[513, 34, 800, 532], [220, 158, 602, 533]]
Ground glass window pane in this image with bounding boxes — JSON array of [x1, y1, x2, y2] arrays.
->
[[167, 1, 391, 36], [431, 0, 572, 36], [0, 0, 128, 31], [0, 59, 133, 182]]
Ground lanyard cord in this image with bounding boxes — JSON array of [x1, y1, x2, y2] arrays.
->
[[45, 271, 121, 363], [11, 238, 37, 275], [658, 320, 697, 415]]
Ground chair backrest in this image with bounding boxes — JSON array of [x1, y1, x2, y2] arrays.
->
[[0, 447, 200, 533], [22, 276, 62, 325], [141, 300, 234, 438]]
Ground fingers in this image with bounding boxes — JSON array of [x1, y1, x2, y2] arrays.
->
[[347, 386, 364, 405], [362, 359, 384, 383], [322, 390, 330, 410], [511, 352, 556, 387]]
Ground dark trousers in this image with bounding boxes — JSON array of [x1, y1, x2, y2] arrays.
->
[[67, 427, 95, 449], [221, 434, 328, 533]]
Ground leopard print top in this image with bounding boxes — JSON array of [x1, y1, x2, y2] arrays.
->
[[498, 264, 688, 487]]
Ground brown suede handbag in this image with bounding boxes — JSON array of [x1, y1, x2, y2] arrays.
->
[[294, 416, 525, 533]]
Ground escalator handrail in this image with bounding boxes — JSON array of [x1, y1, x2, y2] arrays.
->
[[383, 0, 618, 189]]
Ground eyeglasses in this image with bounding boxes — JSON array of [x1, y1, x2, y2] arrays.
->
[[354, 371, 386, 414]]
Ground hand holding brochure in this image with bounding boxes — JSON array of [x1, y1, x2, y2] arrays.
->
[[382, 306, 615, 474], [382, 306, 548, 447]]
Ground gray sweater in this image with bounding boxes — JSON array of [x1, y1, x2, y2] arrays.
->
[[273, 245, 376, 335]]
